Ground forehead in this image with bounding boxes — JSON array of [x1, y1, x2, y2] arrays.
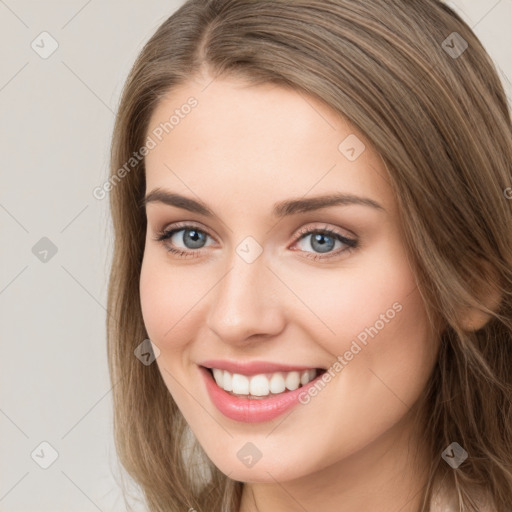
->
[[144, 77, 395, 217]]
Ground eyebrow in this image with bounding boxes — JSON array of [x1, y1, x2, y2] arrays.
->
[[141, 188, 385, 217]]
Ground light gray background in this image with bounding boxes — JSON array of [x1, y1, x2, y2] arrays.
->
[[0, 1, 510, 510]]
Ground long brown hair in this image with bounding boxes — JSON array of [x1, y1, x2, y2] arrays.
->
[[106, 1, 512, 510]]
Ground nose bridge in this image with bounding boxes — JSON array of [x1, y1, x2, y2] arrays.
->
[[206, 245, 283, 343]]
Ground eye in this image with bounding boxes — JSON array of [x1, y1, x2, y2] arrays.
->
[[153, 222, 358, 261], [153, 222, 214, 259], [291, 225, 358, 261]]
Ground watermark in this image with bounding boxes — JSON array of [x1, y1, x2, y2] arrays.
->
[[236, 236, 263, 264], [134, 338, 160, 365], [441, 32, 468, 59], [31, 31, 59, 59], [338, 134, 366, 162], [237, 442, 263, 468], [32, 237, 58, 263], [298, 301, 403, 404], [31, 441, 59, 469], [441, 442, 468, 468], [93, 96, 198, 200]]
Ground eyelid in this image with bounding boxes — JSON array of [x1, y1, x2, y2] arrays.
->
[[293, 223, 356, 244], [155, 220, 216, 240]]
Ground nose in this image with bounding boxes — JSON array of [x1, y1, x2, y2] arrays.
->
[[206, 249, 286, 346]]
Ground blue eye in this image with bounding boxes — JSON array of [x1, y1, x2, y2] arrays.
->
[[171, 227, 207, 249], [292, 226, 358, 260], [154, 225, 213, 258], [154, 223, 358, 261], [308, 233, 336, 253]]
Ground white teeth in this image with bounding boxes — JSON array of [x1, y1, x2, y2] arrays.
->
[[223, 371, 232, 391], [212, 368, 223, 387], [231, 373, 249, 394], [210, 368, 319, 397], [269, 373, 286, 394], [249, 375, 269, 396], [285, 371, 300, 391]]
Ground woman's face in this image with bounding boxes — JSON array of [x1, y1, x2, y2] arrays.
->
[[140, 75, 438, 483]]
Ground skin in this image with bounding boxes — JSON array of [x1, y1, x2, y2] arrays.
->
[[139, 70, 441, 512]]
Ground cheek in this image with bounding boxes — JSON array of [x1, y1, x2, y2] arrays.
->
[[139, 253, 203, 402], [139, 250, 194, 352], [315, 257, 436, 421], [288, 245, 422, 356], [300, 240, 436, 399], [140, 255, 168, 343]]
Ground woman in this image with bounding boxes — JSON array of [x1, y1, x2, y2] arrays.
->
[[106, 1, 512, 510]]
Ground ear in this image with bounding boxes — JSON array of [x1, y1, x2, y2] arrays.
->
[[458, 260, 502, 332]]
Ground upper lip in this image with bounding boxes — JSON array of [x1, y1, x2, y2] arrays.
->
[[199, 359, 324, 376]]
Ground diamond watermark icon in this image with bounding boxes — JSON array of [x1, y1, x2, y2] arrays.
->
[[237, 442, 263, 468], [31, 441, 59, 469], [32, 237, 58, 263], [441, 441, 468, 468], [134, 338, 160, 365], [338, 134, 366, 162], [31, 31, 59, 59], [236, 236, 263, 264], [442, 32, 468, 59]]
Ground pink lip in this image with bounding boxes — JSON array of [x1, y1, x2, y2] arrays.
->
[[199, 365, 325, 423], [199, 359, 321, 376]]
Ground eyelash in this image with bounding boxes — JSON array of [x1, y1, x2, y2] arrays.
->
[[153, 222, 359, 261]]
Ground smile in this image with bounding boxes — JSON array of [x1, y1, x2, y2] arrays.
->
[[199, 362, 328, 423], [209, 367, 320, 398]]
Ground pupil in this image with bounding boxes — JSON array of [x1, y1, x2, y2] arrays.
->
[[185, 229, 205, 249]]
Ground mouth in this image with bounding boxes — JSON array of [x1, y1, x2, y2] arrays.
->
[[199, 363, 330, 423], [202, 366, 327, 400]]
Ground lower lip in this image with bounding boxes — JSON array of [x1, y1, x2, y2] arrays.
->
[[199, 366, 324, 423]]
